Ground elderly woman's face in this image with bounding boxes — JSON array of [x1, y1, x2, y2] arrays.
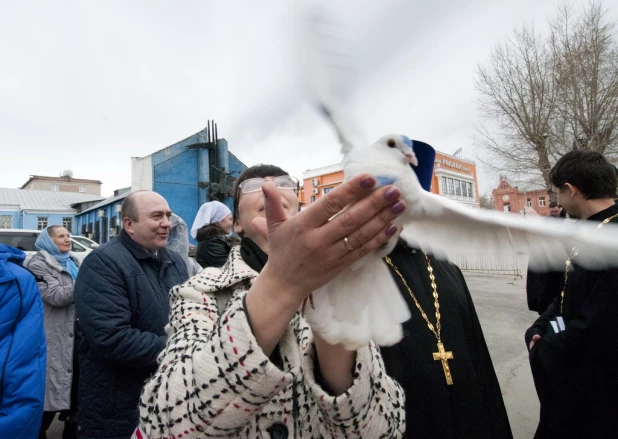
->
[[235, 176, 300, 246], [218, 214, 234, 234], [51, 227, 72, 253]]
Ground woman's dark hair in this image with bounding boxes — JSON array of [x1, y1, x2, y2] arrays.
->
[[550, 150, 617, 200], [232, 164, 289, 226]]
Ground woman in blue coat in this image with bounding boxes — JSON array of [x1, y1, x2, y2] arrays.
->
[[0, 244, 46, 438]]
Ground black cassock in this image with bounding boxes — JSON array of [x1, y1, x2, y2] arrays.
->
[[525, 204, 618, 439], [381, 243, 513, 439]]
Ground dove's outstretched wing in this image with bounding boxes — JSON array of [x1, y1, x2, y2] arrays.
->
[[401, 190, 618, 271], [294, 3, 365, 154]]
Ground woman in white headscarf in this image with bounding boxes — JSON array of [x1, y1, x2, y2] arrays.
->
[[190, 201, 238, 268]]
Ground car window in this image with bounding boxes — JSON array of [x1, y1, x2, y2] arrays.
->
[[73, 237, 94, 248], [71, 240, 87, 252], [0, 232, 36, 252], [73, 237, 86, 245]]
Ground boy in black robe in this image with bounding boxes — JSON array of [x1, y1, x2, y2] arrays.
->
[[525, 150, 618, 439], [380, 141, 513, 439]]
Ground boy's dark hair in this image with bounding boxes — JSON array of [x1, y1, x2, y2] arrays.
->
[[549, 201, 558, 208], [549, 150, 616, 200], [232, 164, 290, 226]]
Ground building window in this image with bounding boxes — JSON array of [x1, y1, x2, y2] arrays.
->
[[526, 198, 532, 207], [539, 197, 546, 207], [454, 180, 462, 196], [447, 178, 454, 195], [79, 186, 86, 193], [62, 217, 73, 231], [310, 196, 316, 203], [51, 184, 59, 192], [0, 215, 12, 228], [37, 217, 48, 230], [503, 203, 511, 212], [442, 177, 473, 198], [102, 216, 109, 243], [323, 187, 334, 194]]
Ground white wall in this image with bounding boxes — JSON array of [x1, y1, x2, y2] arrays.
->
[[131, 156, 153, 192]]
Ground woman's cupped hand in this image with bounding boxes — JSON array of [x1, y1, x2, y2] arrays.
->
[[252, 174, 406, 310]]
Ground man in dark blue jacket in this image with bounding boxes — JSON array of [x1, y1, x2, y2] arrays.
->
[[74, 191, 189, 439], [0, 244, 46, 439]]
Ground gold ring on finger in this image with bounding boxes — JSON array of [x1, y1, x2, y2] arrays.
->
[[343, 236, 354, 251]]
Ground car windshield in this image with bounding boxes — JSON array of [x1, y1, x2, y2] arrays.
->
[[71, 240, 87, 252], [0, 233, 36, 252]]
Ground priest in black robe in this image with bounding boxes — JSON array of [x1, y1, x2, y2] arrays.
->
[[380, 141, 513, 439], [525, 151, 618, 439]]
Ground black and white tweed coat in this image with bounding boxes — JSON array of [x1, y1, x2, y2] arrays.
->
[[135, 246, 406, 439]]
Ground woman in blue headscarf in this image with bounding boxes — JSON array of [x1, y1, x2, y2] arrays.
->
[[28, 225, 80, 439]]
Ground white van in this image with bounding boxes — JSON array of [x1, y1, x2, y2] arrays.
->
[[0, 228, 93, 263]]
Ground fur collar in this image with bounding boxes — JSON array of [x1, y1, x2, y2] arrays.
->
[[196, 223, 226, 241], [35, 249, 80, 273]]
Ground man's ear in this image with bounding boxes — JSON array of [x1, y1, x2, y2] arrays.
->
[[123, 217, 134, 234], [564, 183, 579, 199], [233, 221, 243, 235]]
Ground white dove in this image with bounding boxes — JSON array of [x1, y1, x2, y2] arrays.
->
[[295, 4, 618, 350]]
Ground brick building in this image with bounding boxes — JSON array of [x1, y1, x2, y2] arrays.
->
[[20, 172, 102, 196], [491, 176, 551, 215], [299, 151, 480, 208]]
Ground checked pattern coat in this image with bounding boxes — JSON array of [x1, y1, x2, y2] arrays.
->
[[135, 246, 406, 438]]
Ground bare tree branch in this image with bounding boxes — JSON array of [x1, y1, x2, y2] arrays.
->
[[475, 1, 618, 192], [475, 23, 557, 190]]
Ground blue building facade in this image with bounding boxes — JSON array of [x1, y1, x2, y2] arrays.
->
[[0, 188, 104, 232], [73, 188, 129, 243], [74, 124, 247, 244]]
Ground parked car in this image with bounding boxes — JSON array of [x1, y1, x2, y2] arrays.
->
[[71, 235, 100, 250], [0, 229, 93, 263]]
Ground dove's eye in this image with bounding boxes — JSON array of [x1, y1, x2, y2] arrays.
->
[[387, 139, 396, 148]]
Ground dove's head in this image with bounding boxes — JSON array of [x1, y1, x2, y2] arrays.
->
[[375, 135, 419, 167]]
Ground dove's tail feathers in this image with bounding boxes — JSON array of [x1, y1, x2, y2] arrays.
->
[[305, 257, 411, 350], [366, 260, 411, 346]]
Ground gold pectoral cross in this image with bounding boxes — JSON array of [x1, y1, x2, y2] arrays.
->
[[433, 341, 454, 385]]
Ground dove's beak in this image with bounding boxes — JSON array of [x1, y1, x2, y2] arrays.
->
[[406, 153, 419, 167]]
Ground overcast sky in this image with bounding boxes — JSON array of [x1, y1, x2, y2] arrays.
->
[[2, 0, 615, 197]]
